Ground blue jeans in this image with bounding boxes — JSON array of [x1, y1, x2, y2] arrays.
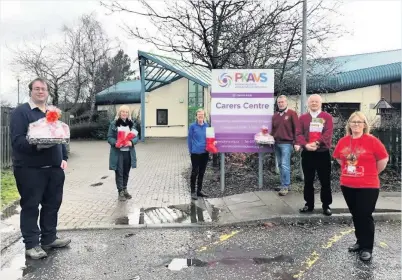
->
[[274, 143, 293, 189]]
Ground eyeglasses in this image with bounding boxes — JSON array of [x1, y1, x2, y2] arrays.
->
[[349, 121, 365, 125], [33, 87, 48, 92]]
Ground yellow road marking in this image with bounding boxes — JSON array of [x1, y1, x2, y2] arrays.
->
[[379, 242, 388, 248], [293, 228, 354, 279], [292, 251, 320, 279], [196, 230, 240, 252], [321, 229, 355, 249]]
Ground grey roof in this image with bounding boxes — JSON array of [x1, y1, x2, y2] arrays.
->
[[95, 49, 401, 105], [95, 80, 141, 105], [309, 62, 401, 93]]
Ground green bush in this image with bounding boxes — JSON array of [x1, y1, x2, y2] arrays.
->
[[70, 119, 111, 140], [70, 113, 142, 140]]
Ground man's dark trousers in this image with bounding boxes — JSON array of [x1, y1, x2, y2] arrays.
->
[[14, 166, 65, 249], [301, 150, 332, 209]]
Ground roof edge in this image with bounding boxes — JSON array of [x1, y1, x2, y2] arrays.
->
[[138, 50, 209, 88]]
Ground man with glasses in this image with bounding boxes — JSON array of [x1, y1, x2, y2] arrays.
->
[[296, 94, 334, 216], [10, 78, 71, 259]]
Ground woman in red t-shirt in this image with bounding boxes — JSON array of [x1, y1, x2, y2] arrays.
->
[[333, 111, 389, 262]]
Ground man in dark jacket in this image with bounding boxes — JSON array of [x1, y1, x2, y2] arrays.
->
[[10, 77, 71, 259]]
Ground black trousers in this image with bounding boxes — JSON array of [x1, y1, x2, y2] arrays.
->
[[190, 153, 209, 193], [341, 186, 379, 252], [115, 151, 131, 191], [13, 167, 65, 250], [301, 150, 332, 208]]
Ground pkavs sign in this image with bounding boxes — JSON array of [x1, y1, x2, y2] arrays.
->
[[218, 72, 268, 89]]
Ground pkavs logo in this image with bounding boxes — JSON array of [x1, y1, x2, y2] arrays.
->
[[218, 73, 232, 87]]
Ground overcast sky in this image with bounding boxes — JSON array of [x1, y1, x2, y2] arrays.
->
[[0, 0, 401, 105]]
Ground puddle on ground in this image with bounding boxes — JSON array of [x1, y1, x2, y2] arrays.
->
[[114, 201, 222, 225], [90, 182, 103, 187], [167, 258, 208, 271], [166, 255, 294, 271], [0, 251, 49, 280]]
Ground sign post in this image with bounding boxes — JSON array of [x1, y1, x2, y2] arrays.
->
[[211, 70, 275, 192]]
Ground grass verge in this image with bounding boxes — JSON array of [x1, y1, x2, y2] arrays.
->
[[1, 170, 19, 209]]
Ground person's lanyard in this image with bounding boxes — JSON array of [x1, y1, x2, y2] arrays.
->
[[347, 136, 358, 164]]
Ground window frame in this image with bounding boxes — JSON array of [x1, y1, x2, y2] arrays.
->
[[156, 109, 168, 125]]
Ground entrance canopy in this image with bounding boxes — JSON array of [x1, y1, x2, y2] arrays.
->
[[138, 51, 210, 91], [137, 50, 211, 140]]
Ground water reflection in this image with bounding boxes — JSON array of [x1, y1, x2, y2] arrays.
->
[[166, 255, 294, 271], [114, 201, 221, 225], [0, 251, 51, 280]]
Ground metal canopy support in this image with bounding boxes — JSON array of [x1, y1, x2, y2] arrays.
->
[[258, 152, 263, 188], [140, 57, 146, 141], [299, 0, 308, 180], [147, 75, 182, 92], [220, 153, 225, 192]]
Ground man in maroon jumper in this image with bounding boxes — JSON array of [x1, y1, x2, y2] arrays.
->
[[271, 95, 300, 196], [296, 94, 333, 216]]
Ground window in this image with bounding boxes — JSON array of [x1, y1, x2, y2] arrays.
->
[[156, 109, 168, 125], [188, 81, 204, 107]]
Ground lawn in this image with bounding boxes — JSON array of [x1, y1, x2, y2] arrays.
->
[[1, 170, 20, 209]]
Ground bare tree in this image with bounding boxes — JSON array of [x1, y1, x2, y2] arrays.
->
[[101, 0, 307, 68], [76, 14, 114, 120], [60, 13, 116, 120], [11, 36, 75, 106], [101, 0, 345, 165], [62, 23, 89, 112]]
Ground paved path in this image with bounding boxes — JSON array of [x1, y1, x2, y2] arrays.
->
[[58, 139, 191, 228]]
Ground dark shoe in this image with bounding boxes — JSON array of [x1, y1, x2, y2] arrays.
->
[[191, 192, 198, 200], [299, 206, 314, 213], [359, 250, 372, 262], [274, 186, 281, 191], [26, 246, 47, 259], [42, 238, 71, 250], [197, 191, 208, 198], [348, 243, 360, 252], [323, 208, 332, 216], [123, 189, 132, 199], [118, 190, 127, 201]]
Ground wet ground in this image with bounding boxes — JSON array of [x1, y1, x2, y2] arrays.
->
[[1, 222, 400, 280]]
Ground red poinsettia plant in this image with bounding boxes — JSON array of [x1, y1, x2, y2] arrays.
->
[[46, 106, 62, 123]]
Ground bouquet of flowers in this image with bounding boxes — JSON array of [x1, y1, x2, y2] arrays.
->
[[116, 126, 138, 148], [205, 127, 218, 153], [254, 125, 275, 146], [27, 106, 70, 145]]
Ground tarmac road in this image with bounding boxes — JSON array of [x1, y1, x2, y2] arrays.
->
[[1, 221, 400, 280]]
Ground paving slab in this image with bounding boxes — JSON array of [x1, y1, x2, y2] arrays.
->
[[222, 192, 260, 206], [230, 205, 272, 221], [255, 191, 298, 215]]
